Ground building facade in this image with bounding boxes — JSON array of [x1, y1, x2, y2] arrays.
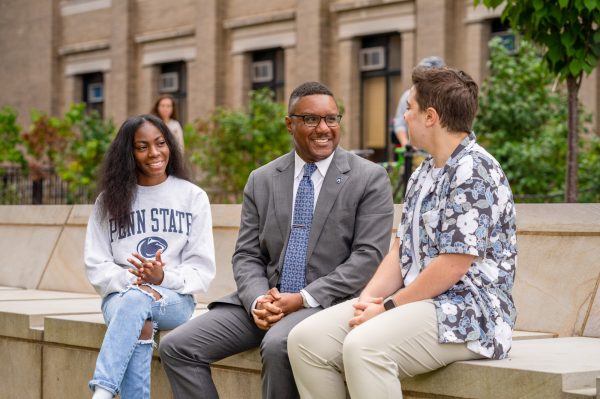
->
[[1, 0, 598, 161]]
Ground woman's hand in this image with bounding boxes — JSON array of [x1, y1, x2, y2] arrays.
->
[[128, 250, 165, 286]]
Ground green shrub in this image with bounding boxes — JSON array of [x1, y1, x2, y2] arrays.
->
[[474, 38, 599, 202], [17, 104, 114, 203], [186, 89, 291, 203], [0, 106, 25, 167], [53, 104, 115, 203]]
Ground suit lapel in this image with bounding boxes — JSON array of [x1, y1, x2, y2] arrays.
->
[[306, 147, 351, 260], [273, 151, 295, 243]]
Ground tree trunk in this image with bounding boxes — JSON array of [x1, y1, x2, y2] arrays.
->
[[565, 75, 580, 203]]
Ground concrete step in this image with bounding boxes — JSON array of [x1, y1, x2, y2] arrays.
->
[[563, 387, 597, 399], [0, 297, 102, 340], [0, 288, 98, 301]]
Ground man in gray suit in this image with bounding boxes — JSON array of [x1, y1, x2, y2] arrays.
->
[[159, 81, 394, 399]]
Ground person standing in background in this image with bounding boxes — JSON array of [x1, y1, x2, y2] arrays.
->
[[392, 56, 446, 148], [152, 94, 184, 152]]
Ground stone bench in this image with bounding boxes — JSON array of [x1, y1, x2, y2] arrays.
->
[[0, 204, 599, 398]]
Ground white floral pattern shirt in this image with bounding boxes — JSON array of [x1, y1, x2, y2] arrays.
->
[[397, 133, 517, 359]]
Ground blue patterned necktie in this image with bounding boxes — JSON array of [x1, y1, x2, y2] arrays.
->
[[279, 163, 317, 293]]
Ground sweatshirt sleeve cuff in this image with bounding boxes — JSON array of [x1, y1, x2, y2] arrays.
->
[[160, 270, 184, 291]]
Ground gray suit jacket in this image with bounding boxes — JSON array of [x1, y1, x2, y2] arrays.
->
[[211, 147, 394, 313]]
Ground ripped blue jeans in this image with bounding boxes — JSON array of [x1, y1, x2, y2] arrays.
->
[[89, 284, 195, 398]]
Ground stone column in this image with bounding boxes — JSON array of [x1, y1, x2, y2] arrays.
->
[[188, 0, 223, 121], [463, 21, 489, 85], [138, 65, 158, 116], [415, 0, 450, 63], [295, 0, 326, 82], [230, 53, 251, 109], [336, 38, 360, 150], [0, 0, 56, 124], [580, 67, 598, 134], [401, 31, 416, 92], [106, 0, 132, 124], [284, 46, 297, 102], [63, 75, 81, 115]]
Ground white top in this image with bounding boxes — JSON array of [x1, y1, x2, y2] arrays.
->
[[405, 166, 441, 287], [252, 151, 335, 309], [292, 151, 334, 212], [166, 119, 184, 153], [85, 176, 216, 298]]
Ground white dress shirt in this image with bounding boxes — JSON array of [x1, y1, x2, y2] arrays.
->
[[252, 151, 335, 311]]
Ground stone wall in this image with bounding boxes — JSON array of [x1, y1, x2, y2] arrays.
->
[[0, 203, 599, 336], [0, 204, 599, 398]]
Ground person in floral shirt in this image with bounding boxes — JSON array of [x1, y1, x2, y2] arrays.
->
[[287, 66, 517, 399]]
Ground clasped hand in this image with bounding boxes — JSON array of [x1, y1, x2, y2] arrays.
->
[[348, 296, 384, 328], [128, 250, 165, 286], [252, 287, 303, 331]]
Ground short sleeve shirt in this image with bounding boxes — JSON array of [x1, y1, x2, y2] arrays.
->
[[397, 133, 517, 359]]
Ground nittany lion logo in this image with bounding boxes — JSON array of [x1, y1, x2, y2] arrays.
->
[[136, 237, 168, 259]]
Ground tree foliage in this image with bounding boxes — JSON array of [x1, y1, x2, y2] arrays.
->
[[475, 0, 600, 201], [186, 88, 291, 203], [477, 0, 600, 78], [474, 38, 599, 202]]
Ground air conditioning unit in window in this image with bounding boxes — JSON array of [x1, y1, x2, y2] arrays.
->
[[159, 72, 179, 93], [87, 83, 104, 103], [252, 60, 274, 83], [359, 47, 385, 71]]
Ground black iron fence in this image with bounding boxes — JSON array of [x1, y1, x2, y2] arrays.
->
[[0, 165, 93, 205]]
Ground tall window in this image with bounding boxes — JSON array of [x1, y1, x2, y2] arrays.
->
[[359, 34, 402, 162], [82, 72, 104, 118], [251, 48, 284, 101], [158, 61, 187, 122]]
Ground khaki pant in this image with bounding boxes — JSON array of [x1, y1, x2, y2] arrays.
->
[[288, 299, 483, 399]]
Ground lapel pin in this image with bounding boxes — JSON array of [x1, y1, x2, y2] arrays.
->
[[336, 177, 342, 184]]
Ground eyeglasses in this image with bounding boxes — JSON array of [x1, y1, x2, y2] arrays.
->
[[289, 114, 342, 127]]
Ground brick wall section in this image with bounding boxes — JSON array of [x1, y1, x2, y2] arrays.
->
[[415, 0, 449, 63], [0, 0, 55, 126], [295, 0, 327, 83], [188, 0, 224, 117], [0, 0, 598, 135]]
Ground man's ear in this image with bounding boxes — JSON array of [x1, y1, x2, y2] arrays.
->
[[285, 116, 293, 133], [424, 107, 438, 127]]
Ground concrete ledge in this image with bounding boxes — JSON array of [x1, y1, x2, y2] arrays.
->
[[516, 204, 600, 235], [0, 289, 97, 301], [0, 205, 72, 225], [44, 306, 207, 350], [0, 287, 596, 399], [40, 303, 260, 399], [0, 298, 101, 339], [512, 330, 557, 340], [403, 338, 600, 399]]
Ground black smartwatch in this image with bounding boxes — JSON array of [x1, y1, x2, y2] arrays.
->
[[383, 296, 397, 311]]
